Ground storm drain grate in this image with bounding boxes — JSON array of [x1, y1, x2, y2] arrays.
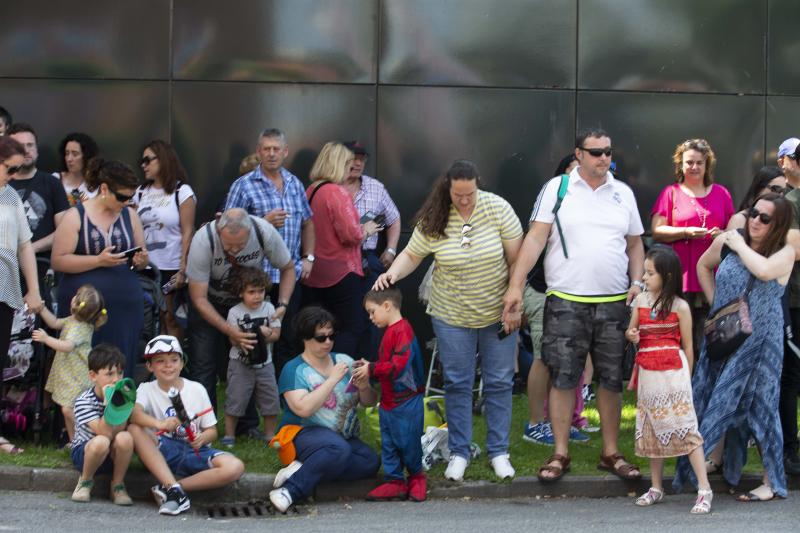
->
[[199, 502, 304, 519]]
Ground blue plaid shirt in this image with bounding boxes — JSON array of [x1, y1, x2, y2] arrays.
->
[[225, 166, 312, 283]]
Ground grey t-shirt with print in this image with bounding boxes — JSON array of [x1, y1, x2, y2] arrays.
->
[[186, 217, 291, 307]]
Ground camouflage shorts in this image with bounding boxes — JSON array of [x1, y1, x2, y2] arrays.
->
[[541, 295, 627, 392], [522, 285, 546, 358]]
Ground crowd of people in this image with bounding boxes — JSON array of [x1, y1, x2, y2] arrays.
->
[[0, 102, 799, 516]]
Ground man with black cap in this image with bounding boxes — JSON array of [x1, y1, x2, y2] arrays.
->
[[779, 136, 800, 475], [342, 141, 401, 360]]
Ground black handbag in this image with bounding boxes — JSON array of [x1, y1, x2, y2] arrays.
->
[[703, 275, 754, 362]]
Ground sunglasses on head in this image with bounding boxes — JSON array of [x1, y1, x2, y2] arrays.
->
[[748, 207, 772, 224], [313, 333, 335, 343], [579, 147, 613, 158], [2, 162, 21, 176], [460, 223, 474, 248], [140, 155, 157, 166], [110, 189, 134, 203]]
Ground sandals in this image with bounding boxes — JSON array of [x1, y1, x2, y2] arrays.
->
[[537, 453, 571, 482], [737, 484, 774, 502], [691, 489, 713, 514], [0, 437, 23, 455], [597, 452, 641, 480], [635, 487, 664, 507]]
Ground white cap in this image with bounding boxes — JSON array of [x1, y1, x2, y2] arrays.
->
[[778, 138, 800, 158]]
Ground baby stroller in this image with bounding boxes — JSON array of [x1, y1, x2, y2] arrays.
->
[[1, 258, 54, 444]]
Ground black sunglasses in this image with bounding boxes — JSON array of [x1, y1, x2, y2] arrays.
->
[[748, 207, 772, 225], [312, 333, 335, 343], [579, 147, 613, 157], [140, 155, 158, 166], [3, 163, 21, 176], [111, 189, 135, 203]]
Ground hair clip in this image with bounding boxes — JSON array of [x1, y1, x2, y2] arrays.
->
[[101, 309, 107, 315], [78, 301, 86, 308]]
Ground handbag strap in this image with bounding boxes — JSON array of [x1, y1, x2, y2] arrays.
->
[[743, 274, 755, 297]]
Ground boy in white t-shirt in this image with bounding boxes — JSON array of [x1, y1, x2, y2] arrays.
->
[[223, 267, 281, 447], [128, 335, 244, 516]]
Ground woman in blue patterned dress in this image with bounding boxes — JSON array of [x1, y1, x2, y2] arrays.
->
[[673, 193, 794, 501], [52, 158, 147, 380]]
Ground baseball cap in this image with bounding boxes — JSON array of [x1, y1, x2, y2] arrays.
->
[[778, 138, 800, 158], [343, 140, 367, 156], [143, 334, 183, 359], [103, 378, 137, 426]]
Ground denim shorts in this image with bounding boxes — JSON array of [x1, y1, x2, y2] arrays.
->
[[158, 436, 227, 478], [71, 439, 113, 474]]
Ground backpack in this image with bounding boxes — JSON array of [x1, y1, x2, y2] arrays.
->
[[552, 173, 570, 258], [204, 215, 266, 257]]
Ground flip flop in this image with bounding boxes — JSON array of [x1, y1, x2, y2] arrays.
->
[[0, 437, 23, 455], [737, 484, 774, 502]]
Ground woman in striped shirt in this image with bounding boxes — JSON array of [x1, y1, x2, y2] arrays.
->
[[374, 160, 522, 482]]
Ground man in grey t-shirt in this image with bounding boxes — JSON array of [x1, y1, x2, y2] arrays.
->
[[186, 208, 295, 407]]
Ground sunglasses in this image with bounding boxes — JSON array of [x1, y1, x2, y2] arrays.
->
[[110, 189, 135, 203], [748, 207, 772, 225], [767, 185, 788, 195], [579, 147, 613, 158], [460, 223, 474, 248], [2, 162, 22, 176], [313, 333, 335, 343], [140, 155, 158, 166]]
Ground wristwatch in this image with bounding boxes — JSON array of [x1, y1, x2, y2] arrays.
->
[[632, 281, 645, 291], [385, 248, 397, 256], [303, 254, 315, 263], [276, 302, 288, 309]]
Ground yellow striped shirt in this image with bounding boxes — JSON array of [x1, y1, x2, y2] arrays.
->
[[406, 190, 522, 328]]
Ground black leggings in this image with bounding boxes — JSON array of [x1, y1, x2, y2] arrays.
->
[[0, 302, 15, 396]]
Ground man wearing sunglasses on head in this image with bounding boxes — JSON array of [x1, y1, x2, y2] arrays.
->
[[8, 123, 70, 305], [502, 128, 645, 483], [777, 137, 800, 476]]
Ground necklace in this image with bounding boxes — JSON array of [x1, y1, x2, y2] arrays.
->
[[682, 184, 710, 228]]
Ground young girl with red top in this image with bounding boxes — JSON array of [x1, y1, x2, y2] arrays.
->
[[626, 247, 712, 514]]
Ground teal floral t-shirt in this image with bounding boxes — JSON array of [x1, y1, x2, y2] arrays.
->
[[278, 353, 360, 438]]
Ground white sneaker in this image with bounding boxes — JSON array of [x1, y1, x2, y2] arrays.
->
[[444, 455, 468, 481], [273, 460, 303, 488], [269, 487, 293, 513], [490, 454, 515, 480]]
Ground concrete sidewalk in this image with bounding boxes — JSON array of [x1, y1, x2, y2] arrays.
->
[[2, 464, 797, 504]]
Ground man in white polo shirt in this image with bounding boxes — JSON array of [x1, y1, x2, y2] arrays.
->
[[502, 128, 645, 482]]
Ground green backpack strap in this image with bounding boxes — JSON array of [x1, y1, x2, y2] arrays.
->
[[552, 173, 570, 258]]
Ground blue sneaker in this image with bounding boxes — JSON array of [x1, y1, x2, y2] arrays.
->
[[522, 421, 554, 445], [569, 426, 590, 443]]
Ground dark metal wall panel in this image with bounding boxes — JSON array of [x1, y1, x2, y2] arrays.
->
[[767, 0, 800, 96], [0, 1, 170, 79], [379, 0, 576, 88], [578, 92, 765, 224], [0, 79, 169, 171], [172, 0, 377, 83], [579, 0, 766, 94], [171, 82, 376, 222], [376, 86, 575, 223], [767, 96, 800, 160]]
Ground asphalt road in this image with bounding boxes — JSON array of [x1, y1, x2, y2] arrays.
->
[[0, 490, 796, 532]]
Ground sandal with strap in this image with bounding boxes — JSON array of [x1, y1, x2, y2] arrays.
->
[[598, 452, 641, 480], [0, 437, 23, 455], [691, 489, 713, 514], [537, 453, 571, 482], [635, 487, 664, 506]]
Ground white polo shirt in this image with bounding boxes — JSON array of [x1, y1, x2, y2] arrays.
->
[[530, 167, 643, 297]]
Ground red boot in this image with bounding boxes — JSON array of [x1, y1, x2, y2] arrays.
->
[[407, 472, 427, 502], [366, 480, 408, 501]]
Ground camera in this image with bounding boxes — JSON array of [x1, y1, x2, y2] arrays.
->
[[237, 313, 269, 366]]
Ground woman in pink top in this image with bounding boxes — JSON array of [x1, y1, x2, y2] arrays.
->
[[303, 142, 372, 357], [651, 138, 734, 353]]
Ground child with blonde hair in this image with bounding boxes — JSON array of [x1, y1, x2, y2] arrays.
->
[[36, 284, 107, 443]]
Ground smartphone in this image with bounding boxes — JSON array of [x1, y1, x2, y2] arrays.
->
[[120, 246, 142, 259], [497, 324, 511, 340], [360, 211, 376, 224]]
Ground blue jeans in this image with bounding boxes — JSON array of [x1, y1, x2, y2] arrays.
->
[[283, 426, 379, 501], [380, 394, 423, 479], [432, 317, 517, 460]]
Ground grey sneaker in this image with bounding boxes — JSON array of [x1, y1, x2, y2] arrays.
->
[[159, 485, 190, 515], [71, 478, 93, 503]]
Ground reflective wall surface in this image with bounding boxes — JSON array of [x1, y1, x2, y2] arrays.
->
[[2, 0, 799, 336]]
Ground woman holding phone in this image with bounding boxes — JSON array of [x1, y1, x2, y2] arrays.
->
[[52, 158, 147, 379]]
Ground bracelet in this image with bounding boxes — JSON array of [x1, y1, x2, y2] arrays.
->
[[386, 248, 397, 255]]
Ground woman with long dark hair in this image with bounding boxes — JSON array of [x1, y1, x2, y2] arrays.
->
[[673, 193, 794, 501], [726, 166, 787, 230], [54, 132, 99, 206], [375, 159, 523, 481], [135, 140, 196, 337]]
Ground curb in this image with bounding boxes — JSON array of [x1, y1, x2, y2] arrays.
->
[[2, 465, 796, 503]]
